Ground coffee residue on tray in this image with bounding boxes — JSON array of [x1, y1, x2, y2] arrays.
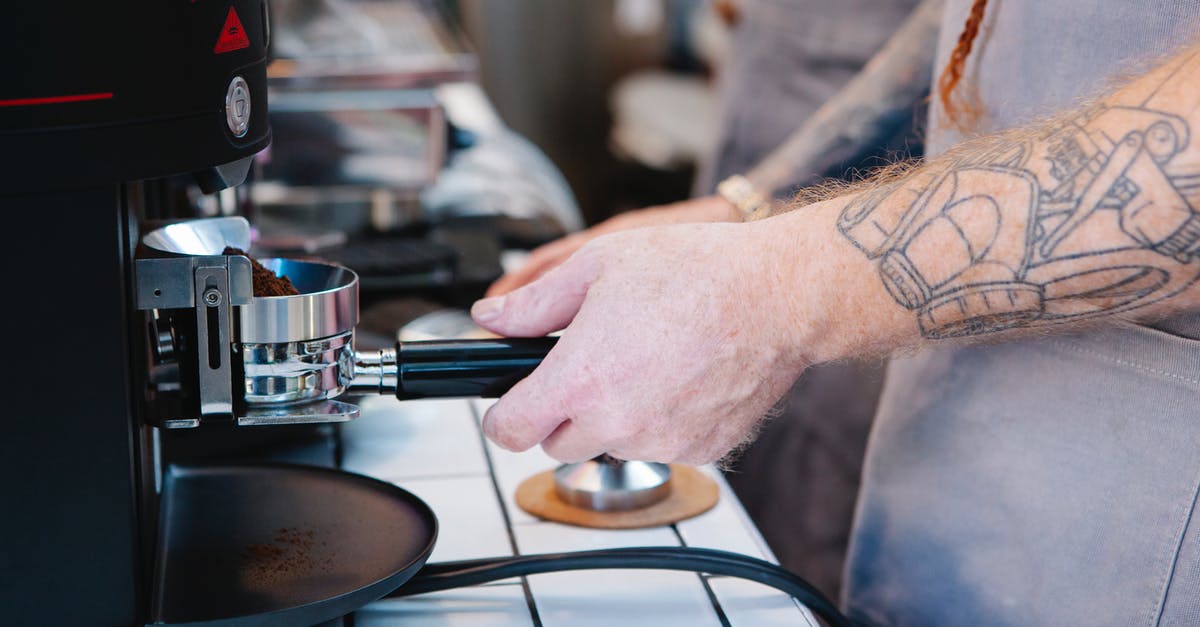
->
[[240, 526, 333, 588], [224, 246, 300, 297]]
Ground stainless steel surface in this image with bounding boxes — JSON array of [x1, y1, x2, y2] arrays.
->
[[142, 215, 252, 256], [238, 398, 360, 426], [243, 331, 355, 405], [136, 254, 253, 310], [235, 259, 360, 423], [554, 457, 673, 512], [225, 75, 251, 137], [161, 418, 201, 430], [237, 258, 359, 343], [194, 265, 235, 419], [268, 0, 476, 90], [350, 347, 399, 395], [138, 215, 255, 311]]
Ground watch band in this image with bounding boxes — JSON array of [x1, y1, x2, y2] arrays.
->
[[716, 174, 773, 222]]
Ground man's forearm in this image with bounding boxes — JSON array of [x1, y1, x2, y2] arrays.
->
[[770, 42, 1200, 356]]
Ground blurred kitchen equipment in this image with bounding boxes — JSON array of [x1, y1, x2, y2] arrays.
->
[[253, 0, 474, 241], [253, 0, 581, 306]]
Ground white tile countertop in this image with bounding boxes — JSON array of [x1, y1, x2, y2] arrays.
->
[[338, 395, 821, 626]]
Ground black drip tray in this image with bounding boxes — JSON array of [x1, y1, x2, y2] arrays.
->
[[151, 463, 437, 626]]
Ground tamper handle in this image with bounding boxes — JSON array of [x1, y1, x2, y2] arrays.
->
[[395, 337, 558, 399]]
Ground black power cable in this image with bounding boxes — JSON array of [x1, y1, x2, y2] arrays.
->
[[388, 546, 853, 627]]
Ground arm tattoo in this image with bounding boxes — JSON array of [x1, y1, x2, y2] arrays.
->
[[838, 104, 1200, 338]]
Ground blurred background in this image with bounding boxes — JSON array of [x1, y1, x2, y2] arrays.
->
[[259, 0, 730, 240], [448, 0, 728, 224]]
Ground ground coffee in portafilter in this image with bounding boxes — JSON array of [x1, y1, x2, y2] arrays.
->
[[223, 247, 300, 297]]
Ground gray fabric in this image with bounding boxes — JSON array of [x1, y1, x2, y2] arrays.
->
[[845, 1, 1200, 624], [848, 327, 1200, 625], [691, 0, 920, 195], [925, 0, 1200, 156], [1162, 490, 1200, 626]]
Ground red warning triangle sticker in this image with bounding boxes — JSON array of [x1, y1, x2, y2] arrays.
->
[[214, 7, 251, 54]]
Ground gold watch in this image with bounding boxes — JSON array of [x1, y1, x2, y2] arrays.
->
[[717, 174, 774, 222]]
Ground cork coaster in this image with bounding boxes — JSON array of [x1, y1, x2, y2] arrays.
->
[[514, 464, 719, 529]]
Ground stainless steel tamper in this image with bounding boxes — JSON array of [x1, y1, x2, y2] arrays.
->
[[553, 454, 672, 512]]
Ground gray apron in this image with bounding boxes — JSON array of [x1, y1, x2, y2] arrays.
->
[[692, 0, 920, 196], [843, 2, 1200, 625]]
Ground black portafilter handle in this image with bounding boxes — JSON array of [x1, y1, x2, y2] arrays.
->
[[352, 337, 559, 400], [398, 337, 559, 399]]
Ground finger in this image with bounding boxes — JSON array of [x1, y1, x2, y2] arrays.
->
[[480, 365, 570, 452], [540, 420, 608, 463], [471, 249, 599, 337]]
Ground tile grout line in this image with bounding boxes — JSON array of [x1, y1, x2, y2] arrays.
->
[[671, 523, 733, 627], [470, 400, 544, 627]]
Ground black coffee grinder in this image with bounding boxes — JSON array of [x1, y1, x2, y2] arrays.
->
[[0, 3, 548, 625], [2, 2, 272, 619], [3, 3, 272, 625]]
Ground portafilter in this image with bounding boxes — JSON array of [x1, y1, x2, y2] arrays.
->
[[136, 216, 555, 428]]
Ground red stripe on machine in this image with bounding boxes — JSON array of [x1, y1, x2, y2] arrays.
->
[[0, 92, 115, 107]]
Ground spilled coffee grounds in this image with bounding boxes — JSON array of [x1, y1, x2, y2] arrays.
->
[[224, 247, 300, 297]]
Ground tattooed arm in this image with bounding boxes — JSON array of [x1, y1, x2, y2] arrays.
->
[[467, 42, 1200, 465], [776, 42, 1200, 357]]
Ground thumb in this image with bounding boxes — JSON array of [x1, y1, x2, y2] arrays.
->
[[471, 250, 598, 337]]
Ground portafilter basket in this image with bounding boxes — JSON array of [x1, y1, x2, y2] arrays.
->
[[238, 258, 358, 407], [141, 217, 361, 425]]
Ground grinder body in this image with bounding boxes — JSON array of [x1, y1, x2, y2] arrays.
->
[[2, 2, 270, 625]]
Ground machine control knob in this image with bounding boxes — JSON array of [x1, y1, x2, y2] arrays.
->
[[224, 76, 251, 138]]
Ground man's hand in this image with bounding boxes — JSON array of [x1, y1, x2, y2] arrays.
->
[[485, 195, 741, 297], [470, 219, 828, 464]]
